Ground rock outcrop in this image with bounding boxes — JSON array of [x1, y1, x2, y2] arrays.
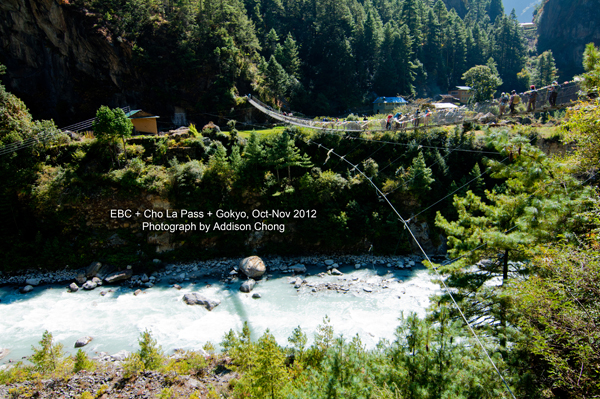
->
[[0, 0, 136, 124], [537, 0, 600, 80]]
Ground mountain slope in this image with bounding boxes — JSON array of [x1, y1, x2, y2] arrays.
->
[[537, 0, 600, 80]]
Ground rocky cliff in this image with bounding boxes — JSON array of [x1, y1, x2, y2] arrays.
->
[[537, 0, 600, 80], [0, 0, 137, 125]]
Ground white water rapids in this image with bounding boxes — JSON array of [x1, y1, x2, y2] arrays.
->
[[0, 265, 440, 364]]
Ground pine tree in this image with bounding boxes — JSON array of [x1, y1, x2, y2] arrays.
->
[[486, 0, 504, 23], [268, 128, 312, 180], [534, 50, 558, 87], [401, 0, 423, 61], [31, 330, 64, 374], [434, 131, 594, 340], [280, 33, 302, 78], [265, 28, 280, 57], [247, 330, 288, 398], [406, 151, 434, 200]]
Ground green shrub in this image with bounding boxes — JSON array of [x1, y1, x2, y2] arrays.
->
[[138, 329, 164, 370], [73, 349, 94, 373], [122, 353, 145, 379]]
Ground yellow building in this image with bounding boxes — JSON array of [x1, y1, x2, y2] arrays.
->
[[125, 110, 159, 134], [448, 86, 473, 104]]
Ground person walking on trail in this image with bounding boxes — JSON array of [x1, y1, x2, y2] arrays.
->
[[549, 81, 560, 107], [499, 92, 509, 116], [509, 90, 520, 115], [527, 85, 538, 112], [386, 114, 393, 130]]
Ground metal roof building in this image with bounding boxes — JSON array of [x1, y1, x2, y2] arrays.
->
[[373, 96, 408, 114]]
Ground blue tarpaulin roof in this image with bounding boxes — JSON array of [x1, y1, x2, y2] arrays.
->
[[373, 96, 408, 104]]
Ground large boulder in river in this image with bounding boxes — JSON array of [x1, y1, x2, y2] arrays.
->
[[69, 283, 79, 292], [74, 336, 93, 348], [104, 269, 133, 284], [239, 256, 266, 279], [240, 279, 256, 293], [183, 293, 220, 311]]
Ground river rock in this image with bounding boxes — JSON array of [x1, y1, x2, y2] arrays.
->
[[290, 264, 307, 274], [331, 268, 343, 276], [0, 348, 8, 360], [86, 261, 102, 278], [325, 259, 334, 266], [96, 264, 115, 280], [355, 263, 361, 269], [239, 256, 266, 279], [74, 336, 93, 348], [82, 280, 97, 290], [183, 293, 220, 310], [111, 350, 130, 362], [252, 293, 261, 299], [240, 279, 256, 293], [92, 276, 102, 286], [75, 270, 87, 284], [134, 289, 142, 296], [69, 282, 79, 292], [104, 268, 133, 284], [20, 285, 33, 294], [173, 284, 182, 290], [25, 277, 41, 286], [140, 274, 149, 283]]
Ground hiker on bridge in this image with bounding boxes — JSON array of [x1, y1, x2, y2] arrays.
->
[[499, 92, 509, 116], [509, 90, 520, 114], [386, 114, 393, 130], [549, 81, 560, 107], [527, 85, 538, 112]]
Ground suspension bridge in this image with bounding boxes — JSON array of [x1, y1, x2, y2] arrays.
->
[[247, 80, 581, 133]]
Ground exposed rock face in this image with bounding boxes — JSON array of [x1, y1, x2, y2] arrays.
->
[[537, 0, 600, 80], [239, 256, 266, 279], [183, 293, 220, 311], [0, 0, 136, 124]]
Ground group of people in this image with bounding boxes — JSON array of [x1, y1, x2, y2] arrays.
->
[[385, 109, 432, 130], [498, 81, 563, 116]]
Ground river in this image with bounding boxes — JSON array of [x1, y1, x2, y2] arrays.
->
[[0, 264, 440, 364]]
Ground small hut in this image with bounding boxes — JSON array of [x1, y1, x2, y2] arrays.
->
[[125, 110, 160, 134]]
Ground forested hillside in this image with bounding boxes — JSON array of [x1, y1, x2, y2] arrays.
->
[[1, 0, 528, 122]]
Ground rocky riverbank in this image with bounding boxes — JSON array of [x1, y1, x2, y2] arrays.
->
[[0, 254, 443, 295], [0, 351, 236, 399]]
